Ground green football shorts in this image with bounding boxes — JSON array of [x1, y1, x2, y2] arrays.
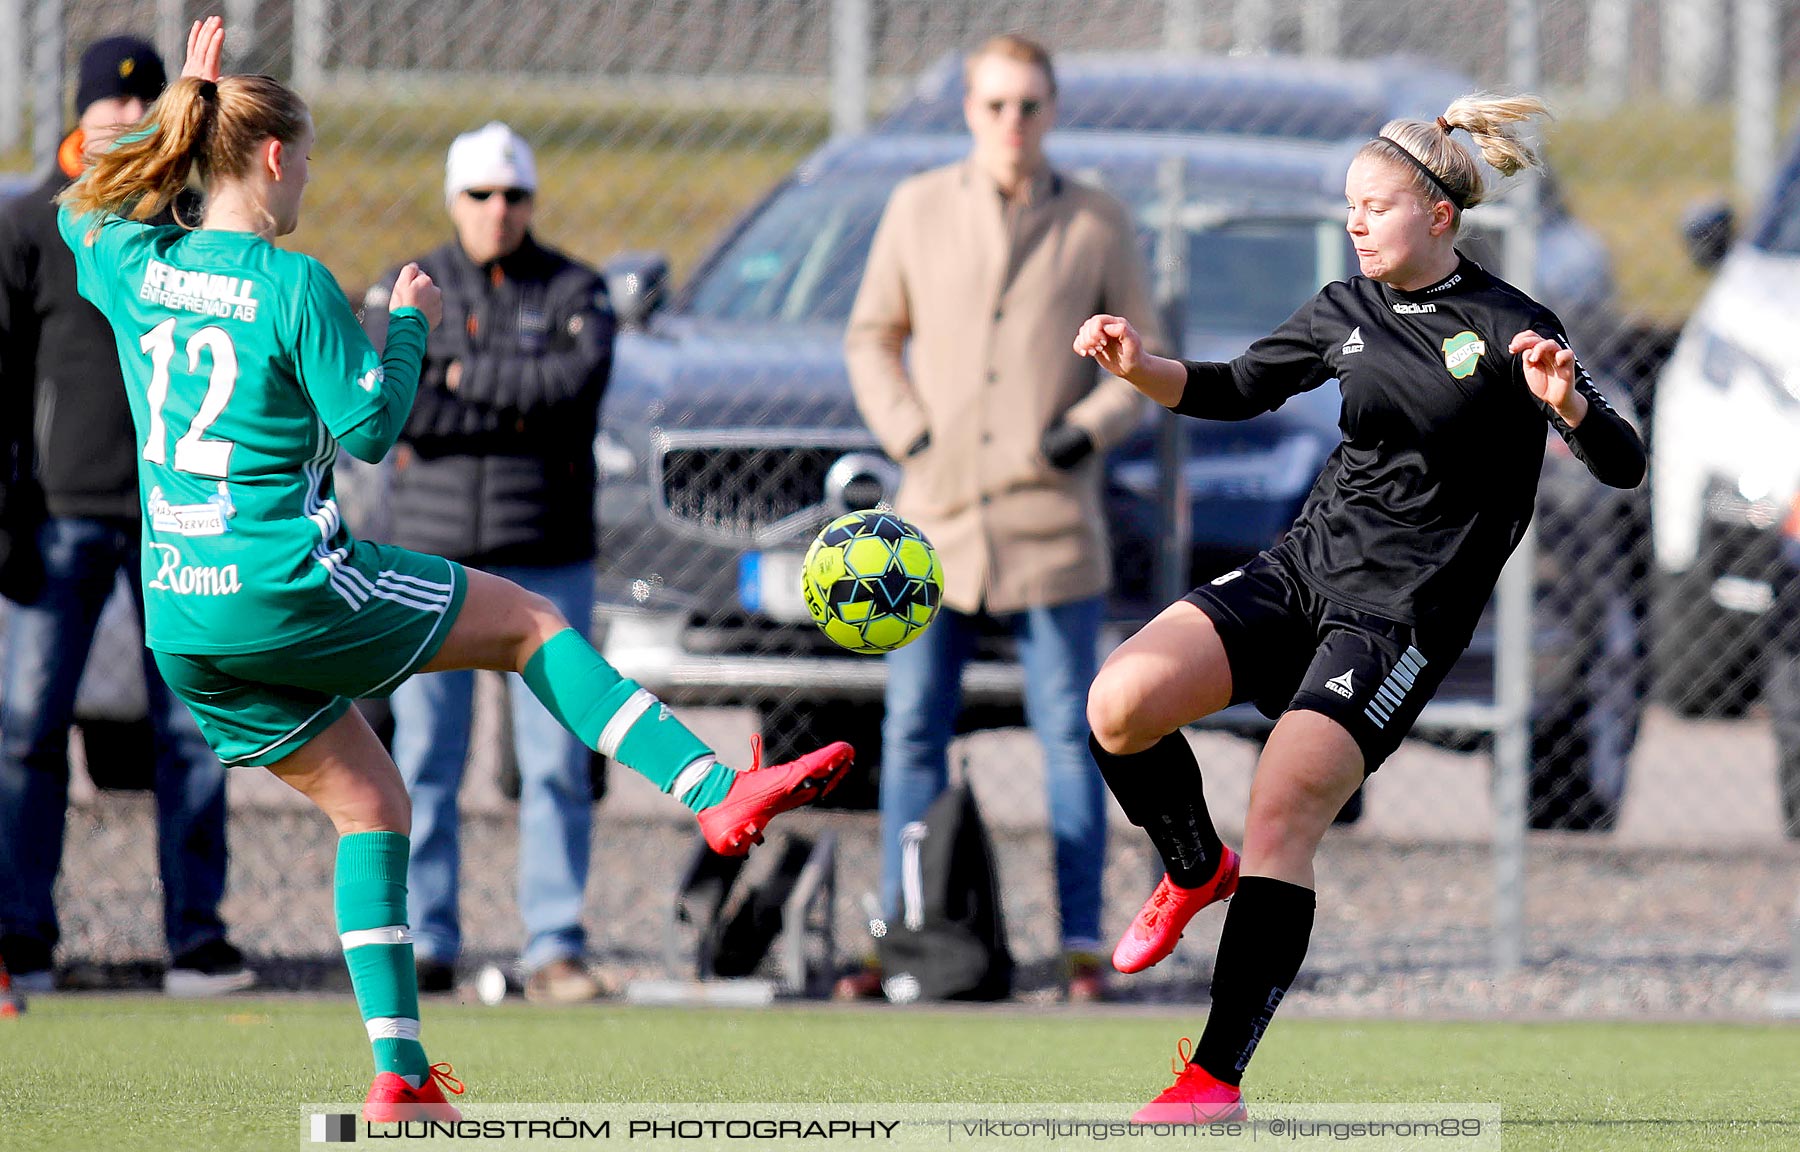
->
[[154, 547, 467, 768]]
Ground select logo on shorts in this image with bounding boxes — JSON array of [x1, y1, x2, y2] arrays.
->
[[1324, 669, 1355, 698], [310, 1113, 357, 1142], [147, 542, 242, 596], [1440, 330, 1486, 379]]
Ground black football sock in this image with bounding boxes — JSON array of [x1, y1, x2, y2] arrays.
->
[[1192, 876, 1316, 1086], [1089, 731, 1224, 887]]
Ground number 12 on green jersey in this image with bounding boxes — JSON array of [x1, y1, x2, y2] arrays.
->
[[139, 317, 238, 477]]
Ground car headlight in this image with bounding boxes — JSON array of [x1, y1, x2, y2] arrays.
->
[[1697, 328, 1795, 407]]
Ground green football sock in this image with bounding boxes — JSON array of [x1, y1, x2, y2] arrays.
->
[[335, 831, 429, 1083], [522, 628, 736, 811]]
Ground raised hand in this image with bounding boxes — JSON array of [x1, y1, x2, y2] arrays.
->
[[1074, 313, 1144, 380], [390, 263, 444, 329], [1508, 330, 1586, 425], [182, 16, 225, 82]]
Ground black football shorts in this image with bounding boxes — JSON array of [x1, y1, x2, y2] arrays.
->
[[1182, 551, 1467, 772]]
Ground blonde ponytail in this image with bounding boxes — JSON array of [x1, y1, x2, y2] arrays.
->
[[1441, 93, 1551, 183], [58, 73, 308, 236], [1357, 92, 1552, 220], [61, 76, 216, 229]]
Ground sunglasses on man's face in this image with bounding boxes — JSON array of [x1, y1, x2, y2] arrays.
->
[[465, 188, 532, 205], [984, 98, 1043, 119]]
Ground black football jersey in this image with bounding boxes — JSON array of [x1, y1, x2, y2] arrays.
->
[[1175, 255, 1645, 636]]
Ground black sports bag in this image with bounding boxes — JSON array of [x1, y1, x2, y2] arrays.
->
[[876, 782, 1013, 1002]]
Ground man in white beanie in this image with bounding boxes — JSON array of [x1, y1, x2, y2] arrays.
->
[[362, 122, 616, 1003], [441, 122, 540, 266]]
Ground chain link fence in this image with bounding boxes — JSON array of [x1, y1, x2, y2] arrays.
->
[[4, 0, 1799, 1011]]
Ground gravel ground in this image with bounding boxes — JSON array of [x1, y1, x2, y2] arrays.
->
[[47, 783, 1800, 1018], [35, 689, 1800, 1015]]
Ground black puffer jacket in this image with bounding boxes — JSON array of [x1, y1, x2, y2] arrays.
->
[[0, 162, 199, 601], [0, 166, 147, 526], [363, 234, 614, 567]]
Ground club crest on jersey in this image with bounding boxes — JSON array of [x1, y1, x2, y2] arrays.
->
[[1441, 330, 1486, 379]]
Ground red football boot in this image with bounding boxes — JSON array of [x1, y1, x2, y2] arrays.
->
[[0, 960, 22, 1018], [697, 737, 854, 856], [364, 1062, 465, 1123], [1133, 1038, 1247, 1124], [1112, 845, 1240, 975]]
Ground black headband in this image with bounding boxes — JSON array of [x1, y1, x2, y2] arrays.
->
[[1377, 135, 1466, 210]]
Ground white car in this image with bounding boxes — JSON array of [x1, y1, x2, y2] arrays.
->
[[1650, 128, 1800, 715]]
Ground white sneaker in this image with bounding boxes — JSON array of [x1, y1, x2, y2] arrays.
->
[[164, 939, 257, 997]]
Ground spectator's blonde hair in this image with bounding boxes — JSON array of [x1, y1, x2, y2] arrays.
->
[[1359, 93, 1550, 223], [60, 73, 308, 233], [964, 32, 1057, 97]]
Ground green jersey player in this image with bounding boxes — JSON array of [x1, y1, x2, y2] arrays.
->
[[58, 17, 852, 1120]]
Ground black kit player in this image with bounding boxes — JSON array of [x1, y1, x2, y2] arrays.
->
[[1072, 93, 1645, 1120]]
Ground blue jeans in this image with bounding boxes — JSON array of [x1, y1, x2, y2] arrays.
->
[[391, 561, 595, 971], [880, 597, 1106, 951], [0, 517, 229, 961]]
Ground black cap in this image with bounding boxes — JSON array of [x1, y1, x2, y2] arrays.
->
[[75, 36, 167, 120]]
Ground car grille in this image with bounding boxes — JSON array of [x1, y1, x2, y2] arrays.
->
[[657, 445, 841, 538]]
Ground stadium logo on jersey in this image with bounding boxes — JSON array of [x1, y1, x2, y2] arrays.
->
[[147, 542, 241, 596], [1325, 668, 1356, 698], [1341, 327, 1365, 355], [1391, 301, 1436, 314], [1441, 330, 1486, 379], [140, 259, 260, 321], [147, 483, 235, 537]]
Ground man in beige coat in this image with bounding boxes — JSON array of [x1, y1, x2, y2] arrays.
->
[[844, 33, 1163, 1001]]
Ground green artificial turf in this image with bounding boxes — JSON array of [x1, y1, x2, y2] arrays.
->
[[0, 997, 1795, 1151]]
